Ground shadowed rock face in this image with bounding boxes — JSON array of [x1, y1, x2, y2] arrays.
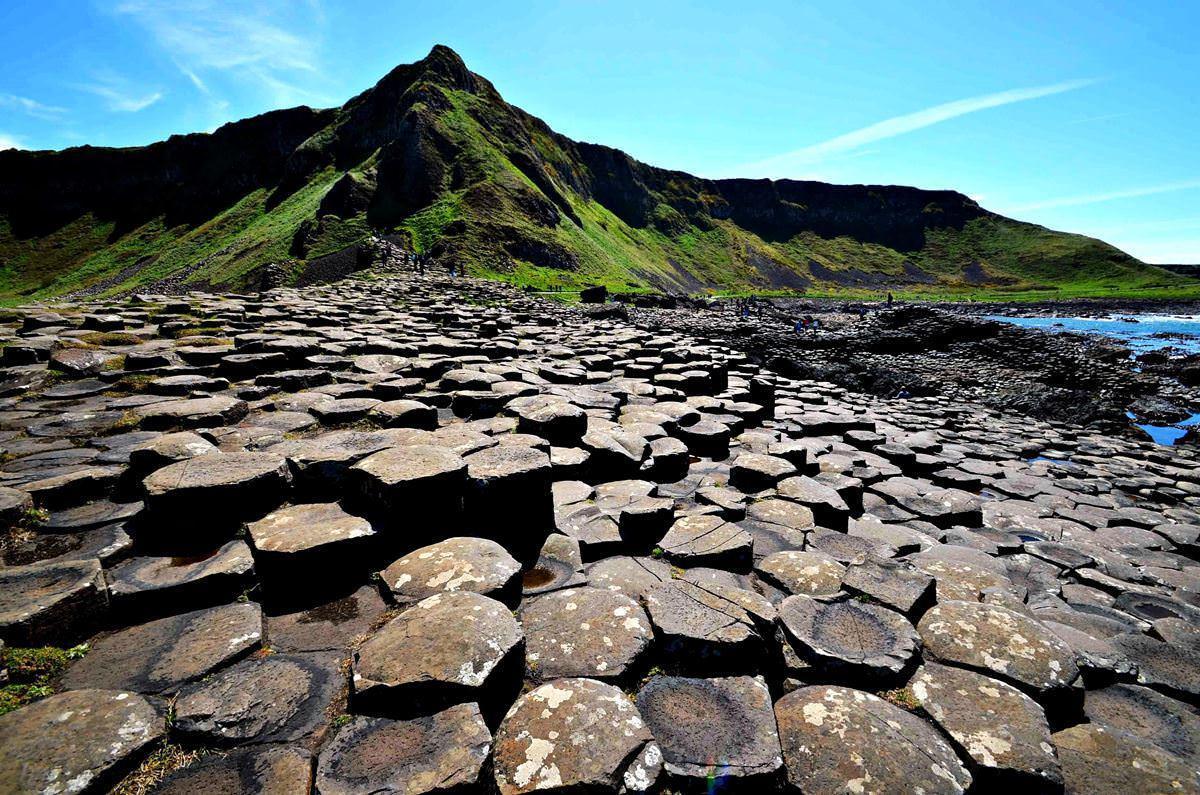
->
[[0, 273, 1198, 794]]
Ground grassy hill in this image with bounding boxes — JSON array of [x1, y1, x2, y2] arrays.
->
[[0, 45, 1192, 303]]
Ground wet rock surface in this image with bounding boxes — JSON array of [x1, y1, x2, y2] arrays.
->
[[0, 273, 1198, 793]]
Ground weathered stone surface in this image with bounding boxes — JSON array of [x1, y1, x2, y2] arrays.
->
[[350, 444, 466, 519], [106, 539, 255, 616], [381, 535, 521, 605], [316, 704, 492, 795], [150, 745, 313, 795], [756, 549, 845, 596], [910, 661, 1062, 789], [353, 591, 522, 712], [247, 502, 376, 590], [522, 532, 586, 596], [62, 602, 262, 694], [0, 689, 165, 795], [658, 514, 752, 568], [583, 555, 671, 601], [0, 558, 107, 644], [1052, 724, 1198, 795], [637, 675, 782, 784], [842, 558, 935, 616], [644, 579, 769, 666], [779, 594, 919, 679], [520, 586, 651, 681], [173, 651, 344, 746], [135, 396, 248, 430], [493, 678, 654, 794], [1112, 633, 1200, 700], [730, 452, 797, 491], [1083, 683, 1200, 769], [142, 452, 291, 526], [266, 584, 390, 653], [919, 600, 1080, 694], [776, 685, 972, 794]]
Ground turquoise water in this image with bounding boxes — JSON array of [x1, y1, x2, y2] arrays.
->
[[988, 313, 1200, 446], [985, 314, 1200, 355]]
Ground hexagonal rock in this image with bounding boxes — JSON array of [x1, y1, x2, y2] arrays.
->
[[381, 536, 521, 606], [353, 591, 523, 714], [493, 678, 654, 794], [350, 444, 467, 524], [644, 580, 768, 666], [637, 675, 782, 785], [134, 396, 249, 431], [368, 399, 438, 429], [919, 600, 1080, 694], [49, 347, 111, 376], [756, 550, 846, 596], [910, 662, 1062, 789], [523, 533, 587, 596], [142, 452, 292, 529], [584, 555, 671, 601], [6, 559, 107, 645], [658, 514, 752, 568], [247, 502, 376, 586], [581, 426, 650, 477], [1111, 633, 1200, 701], [776, 685, 972, 795], [0, 484, 33, 528], [842, 558, 936, 617], [777, 476, 851, 530], [1052, 724, 1198, 795], [106, 539, 256, 617], [0, 689, 166, 795], [464, 444, 553, 560], [1083, 683, 1200, 769], [173, 651, 344, 746], [150, 745, 313, 795], [127, 431, 217, 474], [509, 394, 588, 445], [729, 452, 797, 492], [316, 704, 492, 795], [520, 586, 651, 681], [778, 594, 919, 680], [62, 602, 262, 695]]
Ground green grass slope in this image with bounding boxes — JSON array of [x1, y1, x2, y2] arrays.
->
[[0, 45, 1193, 304]]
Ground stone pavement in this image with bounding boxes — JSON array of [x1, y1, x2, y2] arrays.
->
[[0, 272, 1198, 793]]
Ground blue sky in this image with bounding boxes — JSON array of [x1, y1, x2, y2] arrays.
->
[[1, 0, 1197, 263]]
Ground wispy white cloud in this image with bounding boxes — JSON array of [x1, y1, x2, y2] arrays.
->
[[76, 71, 163, 112], [112, 0, 330, 105], [0, 94, 67, 121], [1007, 178, 1200, 212], [734, 79, 1096, 178], [0, 133, 23, 150]]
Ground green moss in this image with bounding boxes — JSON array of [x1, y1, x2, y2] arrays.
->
[[0, 644, 88, 716]]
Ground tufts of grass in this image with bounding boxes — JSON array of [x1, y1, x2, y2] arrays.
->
[[0, 644, 88, 716], [109, 744, 211, 795]]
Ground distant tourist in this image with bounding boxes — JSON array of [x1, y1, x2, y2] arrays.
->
[[896, 386, 911, 399], [887, 292, 894, 307]]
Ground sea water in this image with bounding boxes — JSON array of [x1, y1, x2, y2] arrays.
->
[[988, 313, 1200, 445]]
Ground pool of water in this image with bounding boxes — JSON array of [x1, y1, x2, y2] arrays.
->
[[986, 314, 1200, 355], [1128, 411, 1200, 445]]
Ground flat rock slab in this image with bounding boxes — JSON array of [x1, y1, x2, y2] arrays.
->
[[658, 514, 752, 568], [637, 675, 782, 783], [583, 555, 671, 601], [316, 703, 492, 795], [520, 586, 651, 681], [351, 444, 466, 513], [730, 452, 797, 491], [842, 558, 935, 616], [779, 594, 919, 679], [644, 580, 769, 667], [1052, 724, 1198, 795], [0, 688, 165, 795], [493, 678, 654, 794], [776, 685, 972, 794], [150, 745, 313, 795], [1083, 683, 1200, 769], [142, 451, 291, 524], [919, 600, 1079, 694], [106, 539, 255, 616], [266, 584, 391, 653], [381, 536, 521, 605], [173, 651, 344, 746], [248, 502, 375, 556], [62, 602, 263, 695], [135, 396, 248, 431], [756, 549, 845, 596], [910, 661, 1062, 789], [0, 557, 107, 645], [353, 591, 522, 711]]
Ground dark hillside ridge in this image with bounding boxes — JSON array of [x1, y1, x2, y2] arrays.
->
[[0, 45, 1183, 300]]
